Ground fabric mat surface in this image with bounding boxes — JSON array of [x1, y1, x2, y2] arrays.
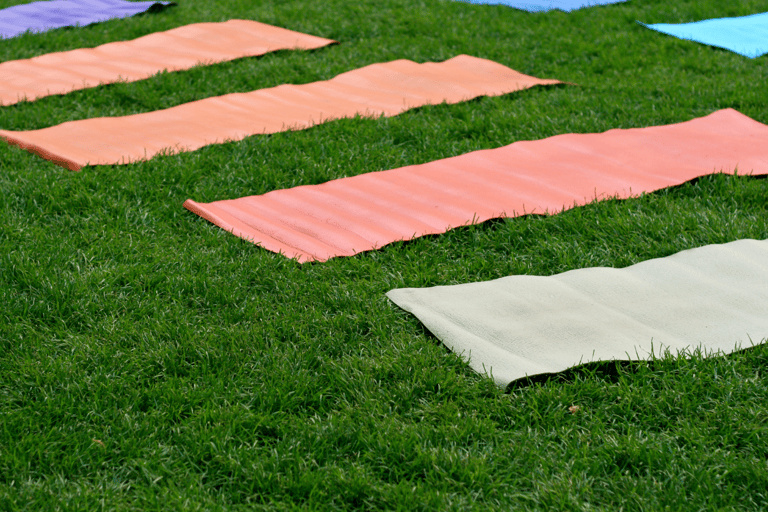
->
[[183, 108, 768, 263], [641, 12, 768, 58], [0, 55, 561, 169], [0, 20, 335, 106], [457, 0, 627, 12], [0, 0, 171, 39], [387, 239, 768, 387]]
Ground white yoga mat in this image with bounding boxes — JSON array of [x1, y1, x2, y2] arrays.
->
[[387, 239, 768, 387]]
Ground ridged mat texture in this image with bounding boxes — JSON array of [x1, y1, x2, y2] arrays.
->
[[0, 20, 336, 106], [457, 0, 627, 12], [183, 108, 768, 263], [0, 55, 561, 170], [0, 0, 172, 40], [641, 12, 768, 59], [387, 239, 768, 387]]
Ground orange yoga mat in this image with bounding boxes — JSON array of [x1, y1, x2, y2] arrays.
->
[[0, 55, 562, 170], [184, 109, 768, 263], [0, 19, 335, 106]]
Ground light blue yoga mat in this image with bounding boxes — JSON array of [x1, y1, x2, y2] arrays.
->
[[641, 12, 768, 59], [457, 0, 627, 13], [0, 0, 174, 40]]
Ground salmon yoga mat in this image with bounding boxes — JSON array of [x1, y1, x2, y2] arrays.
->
[[0, 55, 562, 169], [641, 12, 768, 59], [457, 0, 627, 12], [387, 239, 768, 387], [0, 20, 335, 106], [0, 0, 172, 40], [183, 108, 768, 263]]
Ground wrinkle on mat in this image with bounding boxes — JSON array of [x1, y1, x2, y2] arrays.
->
[[0, 55, 562, 169], [0, 20, 336, 106], [387, 239, 768, 387], [184, 108, 768, 263], [0, 0, 173, 40], [456, 0, 627, 12], [640, 11, 768, 59]]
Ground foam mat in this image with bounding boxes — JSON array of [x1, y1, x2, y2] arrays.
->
[[183, 109, 768, 263], [387, 239, 768, 387], [457, 0, 627, 12], [641, 12, 768, 58], [0, 0, 172, 40], [0, 55, 562, 169], [0, 20, 335, 106]]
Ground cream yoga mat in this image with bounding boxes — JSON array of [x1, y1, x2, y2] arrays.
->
[[387, 239, 768, 387], [183, 109, 768, 263], [0, 20, 335, 106], [0, 55, 562, 169]]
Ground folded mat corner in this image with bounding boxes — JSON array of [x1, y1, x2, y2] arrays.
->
[[387, 238, 768, 387], [0, 19, 336, 106], [0, 55, 563, 168], [184, 108, 768, 262]]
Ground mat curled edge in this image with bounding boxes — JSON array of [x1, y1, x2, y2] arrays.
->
[[387, 239, 768, 387], [0, 55, 561, 170], [0, 0, 172, 40], [183, 108, 768, 263], [0, 20, 335, 106]]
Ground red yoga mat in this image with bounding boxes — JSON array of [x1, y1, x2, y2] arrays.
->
[[183, 109, 768, 263], [0, 20, 335, 106], [0, 55, 562, 170]]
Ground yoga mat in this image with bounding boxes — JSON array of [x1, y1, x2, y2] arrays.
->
[[387, 239, 768, 387], [641, 12, 768, 58], [0, 55, 562, 169], [0, 20, 336, 106], [183, 108, 768, 263], [457, 0, 627, 13], [0, 0, 172, 40]]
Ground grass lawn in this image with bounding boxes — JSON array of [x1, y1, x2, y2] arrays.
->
[[2, 0, 768, 509]]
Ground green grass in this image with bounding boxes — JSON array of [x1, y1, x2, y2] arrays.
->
[[1, 0, 768, 509]]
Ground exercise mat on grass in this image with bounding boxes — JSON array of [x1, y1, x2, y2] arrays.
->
[[0, 0, 173, 40], [641, 12, 768, 58], [387, 239, 768, 387], [457, 0, 627, 12], [183, 109, 768, 263], [0, 55, 562, 169], [0, 20, 335, 106]]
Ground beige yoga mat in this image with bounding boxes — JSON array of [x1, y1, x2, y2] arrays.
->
[[0, 19, 335, 106], [183, 108, 768, 263], [387, 239, 768, 387], [0, 55, 561, 170]]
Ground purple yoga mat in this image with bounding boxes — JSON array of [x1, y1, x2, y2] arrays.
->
[[0, 0, 174, 39], [457, 0, 627, 12]]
